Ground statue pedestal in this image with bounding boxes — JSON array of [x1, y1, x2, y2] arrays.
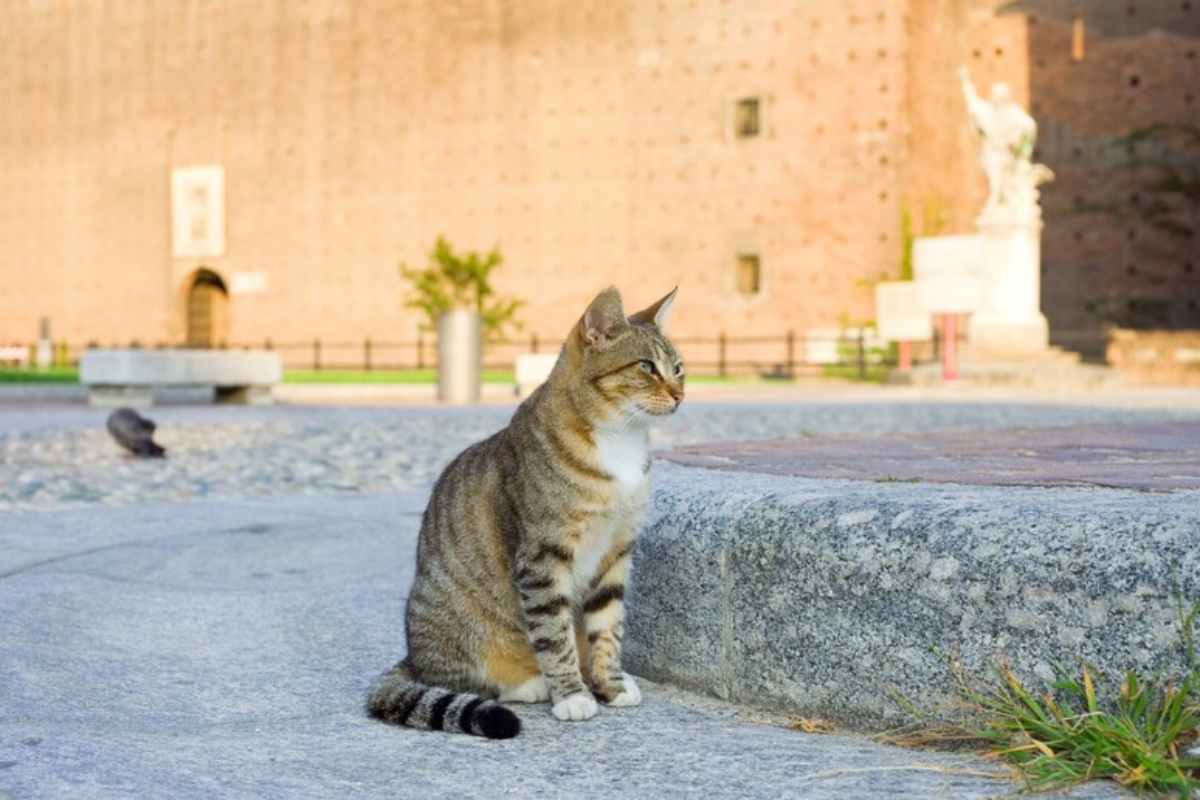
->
[[966, 221, 1050, 358], [898, 222, 1117, 388]]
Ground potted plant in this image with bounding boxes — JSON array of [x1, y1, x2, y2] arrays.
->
[[400, 237, 523, 403]]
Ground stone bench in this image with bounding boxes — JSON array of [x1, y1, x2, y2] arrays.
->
[[80, 349, 282, 407], [0, 345, 30, 366], [626, 423, 1200, 731]]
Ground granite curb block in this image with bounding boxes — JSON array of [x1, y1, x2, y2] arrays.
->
[[626, 462, 1200, 730]]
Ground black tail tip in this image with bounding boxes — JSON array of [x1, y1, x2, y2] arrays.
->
[[478, 705, 521, 739]]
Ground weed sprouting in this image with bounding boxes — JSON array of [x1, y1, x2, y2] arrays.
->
[[884, 600, 1200, 797]]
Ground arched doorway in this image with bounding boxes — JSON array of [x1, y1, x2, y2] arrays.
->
[[186, 269, 229, 348]]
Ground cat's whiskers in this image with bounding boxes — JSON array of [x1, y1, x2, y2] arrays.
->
[[614, 405, 648, 434]]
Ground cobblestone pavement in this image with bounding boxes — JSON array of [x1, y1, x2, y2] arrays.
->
[[2, 396, 1198, 512]]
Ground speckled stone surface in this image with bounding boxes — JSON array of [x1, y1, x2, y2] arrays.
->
[[2, 397, 1197, 797], [4, 398, 1200, 512], [0, 494, 1134, 799], [626, 462, 1200, 732], [661, 422, 1200, 491]]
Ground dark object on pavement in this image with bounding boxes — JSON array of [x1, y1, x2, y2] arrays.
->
[[106, 407, 166, 458]]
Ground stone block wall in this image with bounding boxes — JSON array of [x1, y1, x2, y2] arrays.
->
[[1107, 328, 1200, 385]]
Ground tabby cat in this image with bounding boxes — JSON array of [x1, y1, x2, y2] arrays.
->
[[366, 286, 683, 738]]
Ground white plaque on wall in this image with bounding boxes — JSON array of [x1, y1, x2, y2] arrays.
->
[[230, 272, 267, 295], [913, 235, 986, 314], [875, 281, 932, 342], [171, 166, 225, 259]]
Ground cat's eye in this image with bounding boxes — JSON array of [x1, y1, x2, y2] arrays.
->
[[674, 363, 684, 377], [638, 360, 658, 376]]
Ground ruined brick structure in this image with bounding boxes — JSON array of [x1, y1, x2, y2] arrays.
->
[[1025, 1, 1200, 357], [1, 1, 1195, 365]]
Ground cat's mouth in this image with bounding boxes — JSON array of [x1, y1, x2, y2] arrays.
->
[[637, 400, 682, 417]]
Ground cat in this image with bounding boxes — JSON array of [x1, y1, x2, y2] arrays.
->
[[367, 286, 683, 738]]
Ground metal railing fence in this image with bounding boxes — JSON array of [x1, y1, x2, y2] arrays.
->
[[2, 331, 906, 379], [4, 327, 1114, 378]]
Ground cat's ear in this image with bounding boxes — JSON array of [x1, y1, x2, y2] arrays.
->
[[580, 287, 629, 351], [628, 287, 678, 334]]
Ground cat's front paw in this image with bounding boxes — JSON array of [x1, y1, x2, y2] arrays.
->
[[551, 692, 598, 721], [600, 673, 642, 707]]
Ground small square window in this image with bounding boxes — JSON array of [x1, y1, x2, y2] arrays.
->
[[735, 97, 760, 138], [736, 254, 761, 294]]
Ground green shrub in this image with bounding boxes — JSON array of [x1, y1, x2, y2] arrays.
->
[[400, 236, 524, 343]]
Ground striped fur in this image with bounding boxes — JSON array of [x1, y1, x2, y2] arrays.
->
[[367, 287, 683, 737], [367, 660, 521, 739]]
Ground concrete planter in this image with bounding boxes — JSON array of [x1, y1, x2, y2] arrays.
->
[[437, 310, 482, 405]]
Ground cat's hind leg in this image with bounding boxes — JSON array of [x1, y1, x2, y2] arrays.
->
[[498, 675, 550, 703], [482, 631, 551, 704]]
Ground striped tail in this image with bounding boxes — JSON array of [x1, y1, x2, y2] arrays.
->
[[366, 660, 521, 739]]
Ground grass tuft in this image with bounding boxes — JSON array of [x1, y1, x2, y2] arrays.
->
[[957, 660, 1199, 796], [884, 601, 1200, 797]]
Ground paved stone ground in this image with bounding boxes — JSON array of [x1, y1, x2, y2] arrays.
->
[[2, 389, 1196, 798], [3, 393, 1199, 511], [663, 421, 1200, 491], [0, 494, 1132, 800]]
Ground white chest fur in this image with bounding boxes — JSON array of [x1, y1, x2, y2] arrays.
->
[[572, 521, 617, 592], [570, 426, 649, 592], [594, 426, 649, 492]]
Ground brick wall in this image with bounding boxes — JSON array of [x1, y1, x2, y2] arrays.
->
[[1108, 329, 1200, 385], [0, 1, 903, 351], [0, 1, 1193, 362], [1022, 0, 1200, 357]]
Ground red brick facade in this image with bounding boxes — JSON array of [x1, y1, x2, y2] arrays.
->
[[0, 1, 1195, 362], [1028, 2, 1200, 356]]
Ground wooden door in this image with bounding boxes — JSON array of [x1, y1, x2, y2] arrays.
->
[[186, 275, 227, 348]]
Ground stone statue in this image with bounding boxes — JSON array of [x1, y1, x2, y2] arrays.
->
[[958, 67, 1054, 228]]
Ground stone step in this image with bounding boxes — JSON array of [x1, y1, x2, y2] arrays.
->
[[900, 359, 1120, 389], [627, 424, 1200, 731], [958, 343, 1082, 366]]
